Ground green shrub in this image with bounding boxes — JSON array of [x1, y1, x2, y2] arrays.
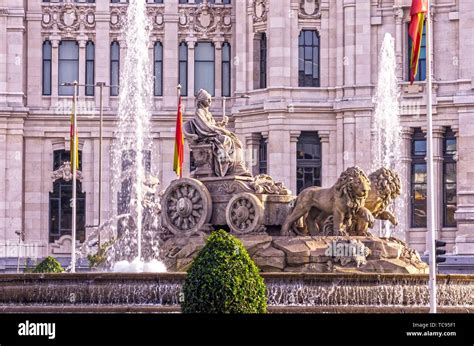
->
[[182, 229, 267, 313], [33, 256, 64, 273]]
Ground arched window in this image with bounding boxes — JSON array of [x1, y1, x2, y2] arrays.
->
[[298, 30, 320, 87], [443, 128, 457, 227], [195, 42, 215, 95], [222, 42, 231, 97], [179, 42, 188, 96], [58, 41, 79, 96], [296, 132, 321, 194], [110, 41, 120, 96], [42, 40, 52, 96], [411, 128, 427, 228], [85, 41, 95, 96], [50, 150, 86, 243], [154, 41, 163, 96]]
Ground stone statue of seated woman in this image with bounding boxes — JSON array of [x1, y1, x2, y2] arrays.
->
[[183, 89, 251, 177]]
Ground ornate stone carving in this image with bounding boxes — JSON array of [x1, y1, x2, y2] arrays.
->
[[250, 174, 291, 195], [42, 3, 96, 34], [281, 166, 373, 236], [178, 3, 232, 38], [225, 193, 265, 234], [51, 162, 83, 183], [109, 5, 127, 31], [161, 178, 213, 236], [299, 0, 320, 19], [252, 0, 268, 23], [147, 6, 165, 32]]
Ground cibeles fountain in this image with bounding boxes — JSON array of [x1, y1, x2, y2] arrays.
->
[[0, 2, 472, 313]]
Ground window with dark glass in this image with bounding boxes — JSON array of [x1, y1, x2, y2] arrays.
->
[[408, 21, 427, 82], [44, 0, 95, 3], [85, 41, 95, 96], [179, 42, 188, 96], [154, 41, 163, 96], [259, 33, 267, 89], [195, 42, 215, 96], [443, 128, 457, 227], [222, 42, 231, 97], [42, 40, 52, 96], [259, 137, 267, 175], [49, 150, 85, 243], [298, 30, 320, 87], [110, 41, 120, 96], [411, 129, 427, 228], [297, 132, 321, 194], [58, 41, 79, 96]]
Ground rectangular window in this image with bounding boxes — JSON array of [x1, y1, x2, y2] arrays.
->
[[154, 42, 163, 96], [259, 33, 267, 89], [411, 129, 427, 228], [299, 30, 320, 87], [195, 42, 215, 96], [443, 129, 457, 227], [85, 41, 95, 96], [408, 21, 427, 82], [259, 137, 267, 175], [110, 41, 120, 96], [296, 132, 322, 194], [179, 42, 188, 96], [42, 41, 52, 96], [58, 41, 79, 96], [222, 42, 231, 97]]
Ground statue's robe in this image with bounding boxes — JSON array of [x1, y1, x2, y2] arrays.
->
[[186, 107, 249, 177]]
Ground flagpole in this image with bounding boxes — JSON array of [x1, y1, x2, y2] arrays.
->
[[425, 0, 437, 313], [71, 80, 78, 273], [177, 84, 182, 179]]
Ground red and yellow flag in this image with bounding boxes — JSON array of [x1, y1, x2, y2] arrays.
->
[[409, 0, 428, 84], [70, 103, 79, 170], [173, 96, 184, 178]]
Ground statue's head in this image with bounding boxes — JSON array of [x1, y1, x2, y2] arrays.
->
[[197, 89, 212, 108]]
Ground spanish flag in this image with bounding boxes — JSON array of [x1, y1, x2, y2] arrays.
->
[[409, 0, 428, 84], [173, 96, 184, 178], [70, 102, 79, 170]]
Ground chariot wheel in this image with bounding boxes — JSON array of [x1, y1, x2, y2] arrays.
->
[[225, 193, 264, 235], [161, 178, 212, 235]]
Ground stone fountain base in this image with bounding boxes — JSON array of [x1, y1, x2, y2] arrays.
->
[[162, 235, 429, 274]]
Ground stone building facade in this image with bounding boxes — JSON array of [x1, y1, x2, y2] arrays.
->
[[0, 0, 473, 271]]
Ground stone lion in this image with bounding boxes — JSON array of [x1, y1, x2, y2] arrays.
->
[[349, 167, 401, 236], [280, 166, 374, 236]]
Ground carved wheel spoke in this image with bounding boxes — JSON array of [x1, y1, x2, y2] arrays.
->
[[162, 178, 212, 235], [226, 193, 264, 235]]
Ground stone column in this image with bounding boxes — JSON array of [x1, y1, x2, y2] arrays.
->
[[432, 126, 445, 236], [0, 126, 6, 241], [5, 6, 25, 107], [455, 111, 474, 255], [401, 127, 414, 241], [245, 133, 261, 176], [268, 118, 291, 191], [458, 0, 474, 80], [328, 130, 338, 186], [4, 120, 24, 243], [354, 0, 371, 90], [94, 2, 110, 108], [77, 37, 87, 97], [186, 39, 196, 98], [319, 131, 330, 187], [289, 131, 300, 194], [343, 0, 355, 97], [343, 112, 356, 169], [50, 38, 60, 107], [26, 13, 42, 108], [394, 7, 404, 80], [163, 0, 179, 109], [214, 39, 223, 98], [0, 10, 6, 106], [267, 0, 291, 87]]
